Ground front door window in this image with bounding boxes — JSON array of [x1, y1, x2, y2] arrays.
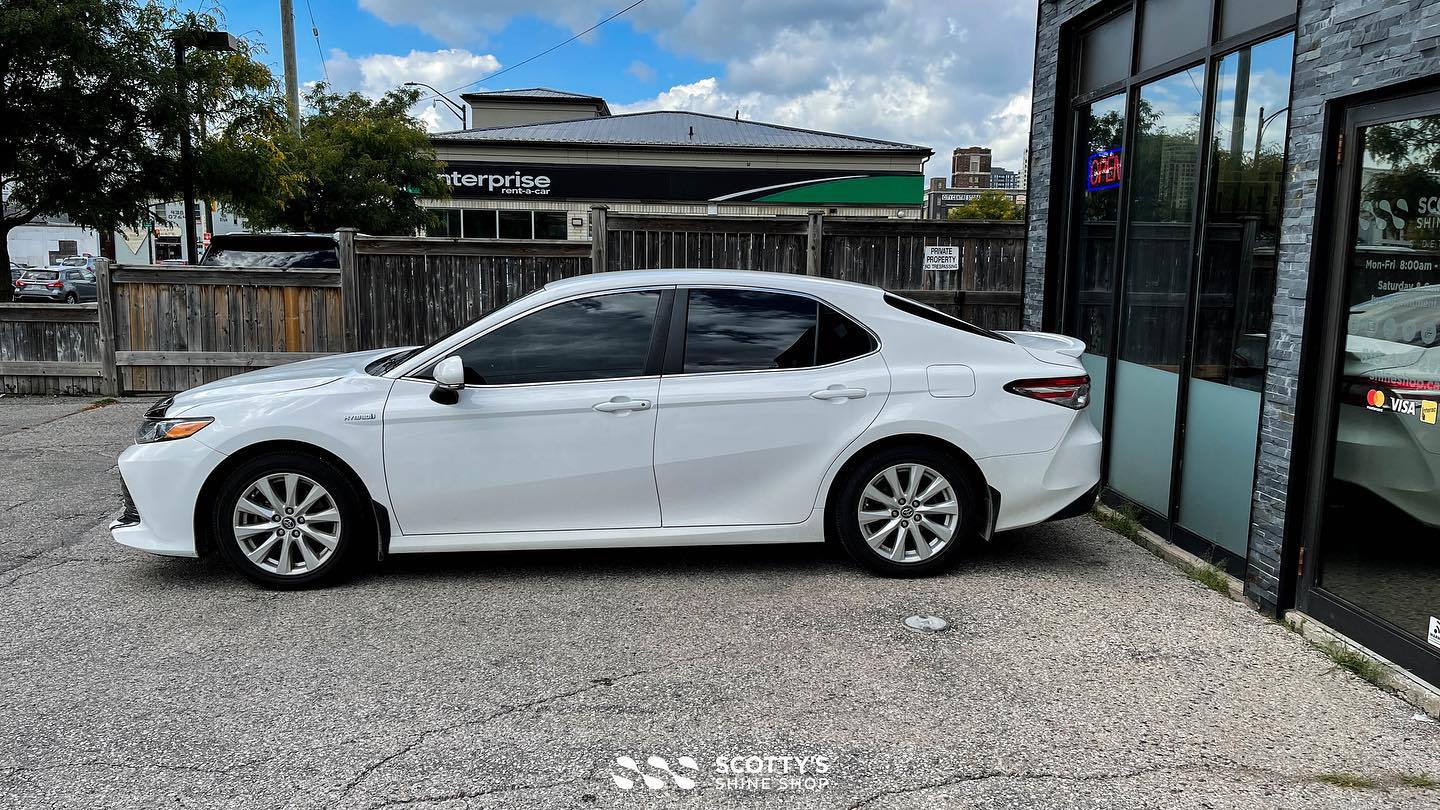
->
[[1317, 109, 1440, 650]]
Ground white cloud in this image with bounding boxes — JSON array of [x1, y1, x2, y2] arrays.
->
[[322, 48, 502, 131], [350, 0, 1038, 164]]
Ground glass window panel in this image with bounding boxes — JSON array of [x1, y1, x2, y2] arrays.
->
[[1080, 12, 1132, 93], [1317, 110, 1440, 649], [498, 211, 532, 239], [1109, 65, 1206, 515], [427, 209, 461, 238], [1138, 0, 1209, 72], [462, 209, 497, 239], [534, 211, 567, 240], [1178, 34, 1294, 554], [455, 291, 659, 385], [683, 289, 818, 373], [1220, 0, 1296, 40], [1066, 92, 1126, 430], [816, 304, 876, 365]]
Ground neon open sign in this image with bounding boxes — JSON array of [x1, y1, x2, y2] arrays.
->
[[1087, 147, 1123, 192]]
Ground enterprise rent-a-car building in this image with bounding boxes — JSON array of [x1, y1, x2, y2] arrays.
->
[[420, 88, 930, 240], [1026, 0, 1440, 685]]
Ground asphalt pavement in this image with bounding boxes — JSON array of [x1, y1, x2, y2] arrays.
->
[[1, 395, 1438, 809]]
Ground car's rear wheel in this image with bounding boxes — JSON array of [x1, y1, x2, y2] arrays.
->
[[834, 445, 981, 577], [64, 292, 76, 303], [210, 452, 368, 588]]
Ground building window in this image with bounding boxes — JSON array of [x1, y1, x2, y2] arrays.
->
[[1059, 0, 1297, 560], [427, 209, 462, 237], [497, 210, 531, 239], [463, 210, 499, 239], [534, 211, 568, 240], [425, 208, 571, 240]]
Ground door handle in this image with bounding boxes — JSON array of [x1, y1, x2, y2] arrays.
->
[[593, 397, 652, 413], [810, 386, 867, 401]]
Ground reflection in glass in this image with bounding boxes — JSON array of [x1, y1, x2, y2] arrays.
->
[[456, 291, 659, 385], [1319, 112, 1440, 647], [1178, 34, 1294, 555], [1109, 65, 1205, 515], [1068, 93, 1126, 429], [427, 209, 461, 238]]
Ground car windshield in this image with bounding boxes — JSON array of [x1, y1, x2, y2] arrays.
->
[[202, 248, 339, 269], [22, 270, 58, 280], [60, 257, 87, 266]]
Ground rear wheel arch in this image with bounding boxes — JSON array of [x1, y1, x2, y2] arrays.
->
[[193, 440, 378, 559], [823, 433, 996, 542]]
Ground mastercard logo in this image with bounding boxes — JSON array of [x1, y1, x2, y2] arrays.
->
[[1367, 389, 1386, 408]]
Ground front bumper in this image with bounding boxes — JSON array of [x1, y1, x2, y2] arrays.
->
[[110, 437, 229, 558]]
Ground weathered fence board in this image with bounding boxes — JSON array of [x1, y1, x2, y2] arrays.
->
[[0, 304, 103, 395]]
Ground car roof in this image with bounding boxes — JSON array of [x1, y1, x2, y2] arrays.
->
[[542, 269, 883, 297]]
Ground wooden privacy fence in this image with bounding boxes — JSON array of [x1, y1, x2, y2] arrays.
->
[[0, 212, 1024, 395]]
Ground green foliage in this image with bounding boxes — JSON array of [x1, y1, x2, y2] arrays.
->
[[1313, 772, 1379, 790], [946, 190, 1023, 221], [1093, 504, 1141, 541], [1, 0, 277, 296], [1402, 774, 1440, 789], [1184, 559, 1232, 596], [229, 85, 449, 235], [1321, 641, 1389, 687]]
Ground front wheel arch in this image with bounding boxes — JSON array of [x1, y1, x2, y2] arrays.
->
[[194, 439, 380, 560], [822, 434, 996, 545]]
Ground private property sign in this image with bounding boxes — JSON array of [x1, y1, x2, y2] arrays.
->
[[923, 246, 960, 273]]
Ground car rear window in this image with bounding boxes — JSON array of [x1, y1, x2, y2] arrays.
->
[[883, 293, 1013, 342], [202, 248, 339, 269], [23, 270, 58, 280]]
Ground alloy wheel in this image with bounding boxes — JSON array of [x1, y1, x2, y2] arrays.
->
[[857, 463, 959, 563], [231, 473, 342, 576]]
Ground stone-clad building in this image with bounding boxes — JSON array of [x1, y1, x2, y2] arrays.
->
[[1024, 0, 1440, 687]]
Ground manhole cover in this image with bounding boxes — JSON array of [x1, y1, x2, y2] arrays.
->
[[903, 614, 949, 633]]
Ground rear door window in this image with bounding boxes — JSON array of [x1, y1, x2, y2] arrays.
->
[[682, 289, 818, 373]]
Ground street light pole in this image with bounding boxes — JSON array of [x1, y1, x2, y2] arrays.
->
[[172, 30, 238, 264], [402, 82, 467, 129]]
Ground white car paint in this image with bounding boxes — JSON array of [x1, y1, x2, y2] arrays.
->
[[111, 270, 1101, 562]]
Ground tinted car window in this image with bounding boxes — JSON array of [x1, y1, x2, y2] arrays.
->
[[455, 291, 659, 385], [683, 289, 818, 373], [817, 305, 876, 364], [202, 249, 339, 269]]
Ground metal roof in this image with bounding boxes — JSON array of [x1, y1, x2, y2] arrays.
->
[[431, 110, 930, 154], [458, 87, 606, 102]]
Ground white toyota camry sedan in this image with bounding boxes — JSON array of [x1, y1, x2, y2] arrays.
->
[[111, 270, 1101, 587]]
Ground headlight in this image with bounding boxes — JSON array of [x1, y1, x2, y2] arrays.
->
[[137, 417, 213, 444]]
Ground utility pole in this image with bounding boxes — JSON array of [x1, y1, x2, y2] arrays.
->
[[280, 0, 301, 134]]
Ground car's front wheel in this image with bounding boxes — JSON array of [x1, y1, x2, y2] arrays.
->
[[210, 452, 369, 588], [834, 445, 981, 577]]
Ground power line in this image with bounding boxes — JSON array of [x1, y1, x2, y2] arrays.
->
[[440, 0, 647, 96], [304, 0, 329, 82]]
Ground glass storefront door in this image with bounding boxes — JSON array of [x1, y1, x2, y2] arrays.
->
[[1303, 94, 1440, 684]]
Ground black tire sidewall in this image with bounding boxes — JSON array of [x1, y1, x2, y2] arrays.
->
[[210, 452, 368, 588], [64, 293, 76, 303], [834, 445, 981, 577]]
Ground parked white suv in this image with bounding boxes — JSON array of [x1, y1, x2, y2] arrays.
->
[[111, 270, 1102, 587]]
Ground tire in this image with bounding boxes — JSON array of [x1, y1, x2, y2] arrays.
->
[[64, 293, 77, 303], [210, 451, 371, 588], [832, 444, 982, 577]]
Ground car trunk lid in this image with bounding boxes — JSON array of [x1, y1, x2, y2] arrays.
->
[[998, 330, 1087, 367]]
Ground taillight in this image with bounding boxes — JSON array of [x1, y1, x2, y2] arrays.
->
[[46, 281, 63, 289], [1006, 375, 1090, 409]]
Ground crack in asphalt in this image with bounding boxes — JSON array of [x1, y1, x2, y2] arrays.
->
[[366, 778, 588, 809], [844, 763, 1313, 808], [336, 652, 713, 803]]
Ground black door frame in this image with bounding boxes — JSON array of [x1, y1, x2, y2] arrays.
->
[[1293, 85, 1440, 687]]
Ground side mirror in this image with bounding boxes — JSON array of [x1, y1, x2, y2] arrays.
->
[[429, 356, 465, 405]]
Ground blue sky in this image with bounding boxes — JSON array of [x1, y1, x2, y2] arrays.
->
[[205, 0, 1040, 179]]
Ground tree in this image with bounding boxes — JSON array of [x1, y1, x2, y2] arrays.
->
[[1, 0, 277, 298], [947, 190, 1023, 221], [228, 85, 449, 235]]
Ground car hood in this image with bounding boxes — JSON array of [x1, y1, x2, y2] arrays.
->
[[167, 347, 411, 414]]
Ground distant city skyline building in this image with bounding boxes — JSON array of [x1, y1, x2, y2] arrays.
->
[[951, 146, 992, 189], [991, 166, 1020, 189]]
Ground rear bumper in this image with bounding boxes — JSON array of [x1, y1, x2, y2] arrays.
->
[[978, 410, 1102, 532], [15, 290, 65, 301], [110, 438, 228, 558]]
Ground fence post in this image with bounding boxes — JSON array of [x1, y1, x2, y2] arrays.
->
[[337, 228, 360, 351], [589, 205, 609, 273], [805, 210, 824, 276], [93, 257, 120, 396]]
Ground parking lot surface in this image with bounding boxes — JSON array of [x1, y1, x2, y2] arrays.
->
[[1, 396, 1438, 809]]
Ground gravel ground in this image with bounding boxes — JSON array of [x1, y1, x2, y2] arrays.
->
[[0, 395, 1438, 810]]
